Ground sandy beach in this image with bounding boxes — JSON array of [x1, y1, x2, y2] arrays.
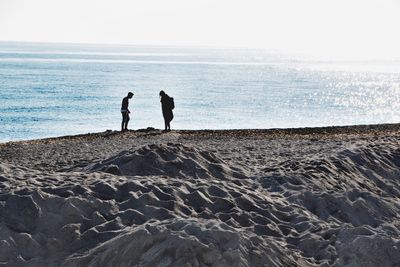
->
[[1, 124, 400, 266]]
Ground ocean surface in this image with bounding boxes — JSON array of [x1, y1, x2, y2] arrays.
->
[[1, 42, 400, 142]]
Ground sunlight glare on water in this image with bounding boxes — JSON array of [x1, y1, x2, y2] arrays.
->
[[1, 42, 400, 142]]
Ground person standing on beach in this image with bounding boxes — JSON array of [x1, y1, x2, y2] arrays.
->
[[159, 90, 174, 132], [121, 92, 134, 131]]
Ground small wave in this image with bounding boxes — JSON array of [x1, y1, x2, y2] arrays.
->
[[0, 57, 275, 66], [0, 50, 191, 57]]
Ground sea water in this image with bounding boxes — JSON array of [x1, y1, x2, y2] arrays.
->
[[1, 42, 400, 142]]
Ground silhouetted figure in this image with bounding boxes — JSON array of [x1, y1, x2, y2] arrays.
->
[[159, 90, 174, 132], [121, 92, 134, 131]]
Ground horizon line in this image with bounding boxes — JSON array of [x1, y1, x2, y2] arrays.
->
[[0, 39, 284, 52]]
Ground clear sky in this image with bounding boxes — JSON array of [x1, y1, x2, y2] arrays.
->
[[0, 0, 399, 59]]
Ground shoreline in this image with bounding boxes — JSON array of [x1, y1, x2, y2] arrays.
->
[[2, 122, 400, 146]]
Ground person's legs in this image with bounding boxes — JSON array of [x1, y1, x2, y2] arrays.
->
[[163, 117, 168, 132], [121, 113, 125, 131], [122, 112, 130, 131], [125, 113, 130, 130], [167, 114, 173, 131]]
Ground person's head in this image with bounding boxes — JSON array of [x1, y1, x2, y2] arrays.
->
[[128, 92, 134, 98], [159, 90, 165, 97]]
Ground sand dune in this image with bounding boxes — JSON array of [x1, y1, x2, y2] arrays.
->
[[87, 143, 245, 179], [1, 126, 400, 266]]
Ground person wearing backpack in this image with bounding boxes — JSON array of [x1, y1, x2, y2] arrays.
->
[[159, 90, 174, 132]]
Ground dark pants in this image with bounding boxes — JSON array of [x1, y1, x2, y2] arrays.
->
[[162, 109, 173, 131], [121, 112, 130, 131]]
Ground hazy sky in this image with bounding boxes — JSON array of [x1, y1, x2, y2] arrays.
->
[[1, 0, 399, 58]]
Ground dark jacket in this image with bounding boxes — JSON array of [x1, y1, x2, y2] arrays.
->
[[161, 94, 173, 121]]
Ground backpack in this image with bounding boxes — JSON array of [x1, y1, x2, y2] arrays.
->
[[169, 96, 175, 110]]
